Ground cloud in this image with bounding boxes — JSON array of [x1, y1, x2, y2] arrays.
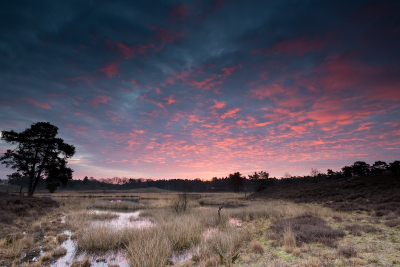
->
[[117, 43, 135, 59], [26, 98, 51, 109], [98, 61, 120, 78], [221, 108, 241, 119], [211, 99, 226, 109]]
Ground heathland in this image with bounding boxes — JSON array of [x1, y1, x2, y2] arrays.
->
[[0, 173, 399, 266]]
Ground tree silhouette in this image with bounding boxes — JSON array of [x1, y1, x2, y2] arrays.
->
[[0, 122, 75, 196], [228, 172, 244, 192], [388, 160, 400, 173], [351, 161, 370, 176], [371, 161, 388, 174], [341, 166, 353, 177], [248, 171, 272, 192]]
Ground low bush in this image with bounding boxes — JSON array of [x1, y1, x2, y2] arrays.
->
[[270, 214, 345, 247], [337, 245, 357, 258], [344, 223, 380, 235]]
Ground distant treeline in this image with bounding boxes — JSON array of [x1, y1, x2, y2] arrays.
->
[[4, 160, 400, 193]]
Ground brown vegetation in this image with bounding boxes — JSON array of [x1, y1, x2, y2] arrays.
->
[[0, 192, 59, 237], [270, 214, 345, 247], [251, 173, 400, 213]]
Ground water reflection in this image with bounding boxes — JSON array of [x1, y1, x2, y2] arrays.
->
[[90, 210, 154, 229], [49, 210, 153, 267]]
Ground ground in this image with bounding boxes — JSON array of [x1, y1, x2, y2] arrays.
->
[[0, 180, 399, 266]]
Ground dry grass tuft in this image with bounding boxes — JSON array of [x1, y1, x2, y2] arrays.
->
[[52, 246, 67, 257], [301, 257, 321, 267], [42, 236, 57, 251], [0, 235, 34, 259], [56, 233, 69, 244], [283, 227, 297, 252], [38, 252, 53, 262], [76, 226, 131, 252], [250, 240, 264, 254], [127, 228, 172, 267], [71, 257, 91, 267]]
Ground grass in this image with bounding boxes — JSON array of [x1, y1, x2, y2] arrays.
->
[[2, 190, 400, 266], [90, 199, 142, 211]]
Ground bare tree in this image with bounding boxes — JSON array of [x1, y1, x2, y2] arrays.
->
[[310, 168, 319, 177]]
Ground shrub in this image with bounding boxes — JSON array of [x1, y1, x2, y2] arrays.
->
[[171, 193, 188, 214], [270, 214, 345, 247], [344, 224, 380, 235], [338, 245, 357, 258]]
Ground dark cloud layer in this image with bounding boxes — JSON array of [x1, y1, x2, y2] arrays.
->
[[1, 0, 399, 179]]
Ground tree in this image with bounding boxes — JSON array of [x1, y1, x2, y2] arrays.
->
[[351, 161, 370, 176], [0, 122, 75, 196], [248, 171, 272, 192], [341, 166, 353, 177], [388, 160, 400, 173], [310, 168, 319, 177], [371, 161, 388, 174], [228, 172, 244, 192]]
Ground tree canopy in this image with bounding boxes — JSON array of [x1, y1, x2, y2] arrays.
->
[[0, 122, 75, 196]]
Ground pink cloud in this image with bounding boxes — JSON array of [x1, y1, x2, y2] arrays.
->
[[222, 64, 242, 76], [117, 43, 135, 59], [136, 44, 155, 55], [221, 108, 241, 119], [140, 94, 165, 109], [211, 99, 226, 109], [164, 95, 177, 105], [26, 98, 51, 109], [89, 95, 112, 107], [98, 61, 120, 78], [250, 84, 284, 99], [155, 87, 162, 94], [166, 76, 175, 85]]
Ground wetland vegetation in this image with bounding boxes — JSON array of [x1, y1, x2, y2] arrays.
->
[[1, 184, 399, 266]]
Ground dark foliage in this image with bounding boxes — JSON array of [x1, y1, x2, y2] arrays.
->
[[248, 171, 274, 192], [270, 214, 345, 248], [228, 172, 244, 192], [0, 122, 75, 196]]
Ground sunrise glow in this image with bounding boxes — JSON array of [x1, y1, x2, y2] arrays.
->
[[0, 1, 399, 180]]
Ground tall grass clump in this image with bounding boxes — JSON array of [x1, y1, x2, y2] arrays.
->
[[198, 226, 250, 265], [161, 213, 204, 251], [127, 228, 172, 267], [75, 226, 133, 252]]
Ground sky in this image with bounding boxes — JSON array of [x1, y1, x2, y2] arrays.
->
[[0, 0, 399, 180]]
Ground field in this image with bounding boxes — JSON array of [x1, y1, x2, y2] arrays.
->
[[0, 187, 400, 266]]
